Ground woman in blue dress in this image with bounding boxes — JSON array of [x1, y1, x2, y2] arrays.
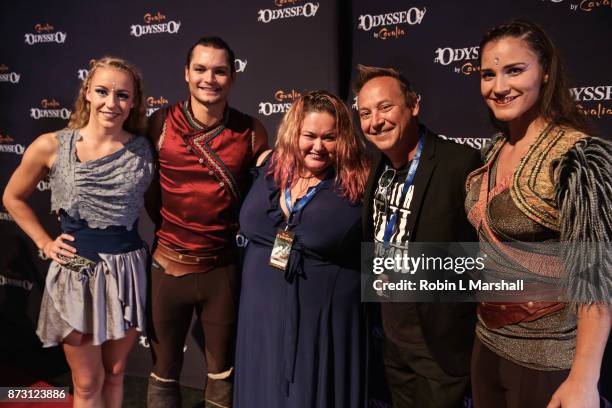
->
[[3, 57, 153, 408], [234, 90, 369, 407]]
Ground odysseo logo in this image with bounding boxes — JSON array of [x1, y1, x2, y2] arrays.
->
[[36, 176, 51, 192], [0, 275, 33, 291], [0, 212, 14, 222], [258, 2, 319, 23], [139, 335, 187, 352], [438, 134, 488, 150], [571, 84, 612, 119], [77, 59, 97, 81], [24, 23, 67, 45], [130, 11, 181, 38], [357, 7, 426, 40], [434, 45, 481, 76], [0, 133, 25, 155], [258, 89, 302, 116], [146, 96, 169, 117], [30, 99, 72, 120], [234, 58, 247, 73], [0, 64, 21, 84]]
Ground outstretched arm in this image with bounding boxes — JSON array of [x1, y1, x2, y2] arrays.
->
[[2, 132, 75, 263]]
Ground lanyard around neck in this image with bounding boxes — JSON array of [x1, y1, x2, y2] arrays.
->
[[382, 132, 425, 249], [284, 179, 329, 226]]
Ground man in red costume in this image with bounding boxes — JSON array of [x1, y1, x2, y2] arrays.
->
[[145, 36, 268, 408]]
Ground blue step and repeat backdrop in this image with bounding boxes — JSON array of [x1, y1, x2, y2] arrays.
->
[[1, 0, 610, 404]]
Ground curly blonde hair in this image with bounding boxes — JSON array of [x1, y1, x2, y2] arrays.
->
[[67, 56, 146, 135]]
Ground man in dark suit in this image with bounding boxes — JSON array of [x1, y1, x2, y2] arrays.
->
[[354, 64, 482, 408]]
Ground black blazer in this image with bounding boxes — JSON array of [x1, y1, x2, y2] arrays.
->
[[363, 126, 482, 376]]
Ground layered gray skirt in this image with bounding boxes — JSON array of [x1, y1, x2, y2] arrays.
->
[[36, 247, 148, 347]]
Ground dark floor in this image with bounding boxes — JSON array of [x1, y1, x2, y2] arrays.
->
[[0, 346, 203, 408]]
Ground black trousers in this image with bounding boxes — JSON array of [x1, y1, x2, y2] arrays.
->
[[471, 337, 570, 408], [383, 336, 469, 408], [147, 257, 239, 380]]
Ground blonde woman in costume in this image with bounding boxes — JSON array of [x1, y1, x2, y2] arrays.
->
[[3, 57, 153, 408]]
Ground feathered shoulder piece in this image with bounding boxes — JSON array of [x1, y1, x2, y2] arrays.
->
[[556, 136, 612, 304]]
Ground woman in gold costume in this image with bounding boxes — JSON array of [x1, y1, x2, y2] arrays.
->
[[466, 19, 611, 408]]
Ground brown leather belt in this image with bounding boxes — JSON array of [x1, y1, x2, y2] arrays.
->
[[478, 301, 566, 329], [153, 242, 236, 276]]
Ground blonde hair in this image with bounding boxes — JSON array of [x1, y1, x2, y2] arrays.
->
[[268, 90, 369, 203], [67, 56, 146, 135]]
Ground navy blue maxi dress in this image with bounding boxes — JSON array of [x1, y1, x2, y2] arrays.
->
[[234, 164, 364, 408]]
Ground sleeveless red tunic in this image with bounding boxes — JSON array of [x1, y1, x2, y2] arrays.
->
[[156, 100, 255, 254]]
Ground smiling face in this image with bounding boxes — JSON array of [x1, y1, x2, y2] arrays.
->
[[357, 76, 419, 158], [185, 45, 234, 107], [298, 111, 337, 177], [480, 36, 546, 125], [85, 67, 134, 130]]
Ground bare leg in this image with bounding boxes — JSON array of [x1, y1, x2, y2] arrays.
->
[[63, 332, 104, 408], [101, 328, 139, 408]]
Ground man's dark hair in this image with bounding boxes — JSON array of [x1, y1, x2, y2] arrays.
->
[[352, 64, 418, 108], [186, 36, 235, 74]]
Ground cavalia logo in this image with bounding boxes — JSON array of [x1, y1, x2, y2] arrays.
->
[[357, 7, 426, 40], [571, 84, 612, 119], [24, 23, 67, 45], [578, 0, 611, 11], [130, 11, 181, 38], [258, 89, 302, 116], [30, 99, 72, 120], [235, 58, 247, 73], [541, 0, 611, 11], [0, 64, 21, 84], [146, 96, 169, 117], [258, 1, 320, 23], [434, 45, 481, 76], [0, 133, 25, 155]]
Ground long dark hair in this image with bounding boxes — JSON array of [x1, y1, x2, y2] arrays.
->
[[480, 19, 590, 134]]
